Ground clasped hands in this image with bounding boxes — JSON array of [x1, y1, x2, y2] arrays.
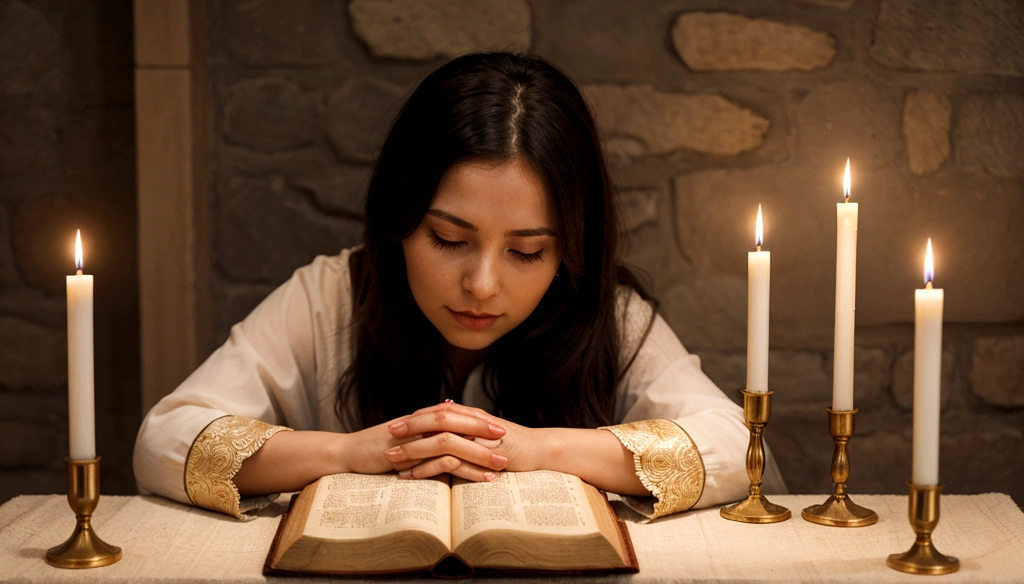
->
[[348, 400, 542, 483]]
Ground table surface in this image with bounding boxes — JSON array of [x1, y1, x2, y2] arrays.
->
[[1, 492, 1022, 583]]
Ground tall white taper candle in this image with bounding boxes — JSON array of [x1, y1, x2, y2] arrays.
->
[[832, 159, 857, 411], [747, 205, 770, 392], [913, 238, 943, 486], [67, 230, 95, 461]]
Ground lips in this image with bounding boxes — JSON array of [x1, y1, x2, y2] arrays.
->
[[447, 308, 501, 330]]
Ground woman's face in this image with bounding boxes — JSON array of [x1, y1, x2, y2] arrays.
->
[[402, 157, 561, 352]]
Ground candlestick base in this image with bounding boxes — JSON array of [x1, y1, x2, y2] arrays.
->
[[720, 390, 791, 524], [45, 458, 122, 569], [887, 483, 959, 575], [801, 408, 878, 527]]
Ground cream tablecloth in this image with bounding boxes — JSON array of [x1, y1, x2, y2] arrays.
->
[[1, 493, 1022, 582]]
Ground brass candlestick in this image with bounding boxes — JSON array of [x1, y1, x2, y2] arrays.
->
[[887, 483, 959, 575], [45, 458, 122, 568], [721, 390, 791, 523], [802, 408, 878, 527]]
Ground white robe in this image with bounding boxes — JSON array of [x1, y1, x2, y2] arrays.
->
[[133, 247, 784, 512]]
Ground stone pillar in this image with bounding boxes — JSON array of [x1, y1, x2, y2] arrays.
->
[[133, 0, 212, 414]]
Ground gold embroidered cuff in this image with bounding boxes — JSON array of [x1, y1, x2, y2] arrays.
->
[[601, 419, 705, 519], [184, 415, 292, 520]]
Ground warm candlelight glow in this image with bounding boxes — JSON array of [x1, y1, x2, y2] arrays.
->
[[75, 229, 83, 273], [843, 158, 851, 202], [924, 238, 934, 287], [755, 204, 763, 251]]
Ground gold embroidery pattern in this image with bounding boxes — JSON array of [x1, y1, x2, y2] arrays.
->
[[184, 416, 292, 519], [602, 419, 705, 519]]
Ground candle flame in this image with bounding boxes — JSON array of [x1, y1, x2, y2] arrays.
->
[[924, 238, 934, 286], [755, 205, 763, 250], [843, 158, 851, 202], [74, 229, 83, 272]]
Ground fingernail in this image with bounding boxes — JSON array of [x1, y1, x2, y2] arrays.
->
[[491, 453, 508, 465], [398, 470, 412, 479], [488, 423, 506, 436], [384, 446, 401, 456], [388, 421, 407, 435], [484, 472, 497, 481]]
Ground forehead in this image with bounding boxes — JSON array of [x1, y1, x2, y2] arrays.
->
[[431, 157, 556, 228]]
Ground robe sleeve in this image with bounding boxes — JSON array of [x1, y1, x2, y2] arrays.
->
[[132, 253, 347, 519], [601, 288, 787, 520]]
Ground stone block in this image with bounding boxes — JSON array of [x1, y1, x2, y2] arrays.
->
[[584, 84, 769, 158], [0, 317, 67, 390], [954, 94, 1024, 178], [672, 12, 836, 72], [224, 78, 318, 154], [223, 0, 341, 65], [292, 165, 371, 218], [892, 346, 955, 411], [783, 0, 854, 8], [216, 175, 364, 284], [349, 0, 530, 60], [768, 406, 838, 494], [0, 1, 61, 95], [903, 91, 950, 176], [870, 0, 1024, 77], [660, 272, 746, 351], [326, 77, 407, 163], [0, 105, 58, 174], [854, 346, 890, 407], [848, 430, 912, 494], [770, 350, 830, 407], [970, 336, 1024, 408], [794, 81, 901, 167], [11, 194, 87, 295], [941, 427, 1024, 506], [618, 188, 660, 233]]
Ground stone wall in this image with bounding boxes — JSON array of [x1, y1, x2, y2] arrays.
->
[[206, 0, 1024, 506], [0, 0, 140, 503]]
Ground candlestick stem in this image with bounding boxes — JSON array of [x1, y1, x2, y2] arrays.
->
[[45, 458, 122, 569], [720, 390, 791, 523], [887, 483, 959, 575], [802, 409, 878, 527]]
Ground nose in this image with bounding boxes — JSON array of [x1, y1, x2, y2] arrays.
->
[[462, 253, 500, 300]]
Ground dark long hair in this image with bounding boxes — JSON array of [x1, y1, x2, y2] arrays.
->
[[337, 52, 653, 430]]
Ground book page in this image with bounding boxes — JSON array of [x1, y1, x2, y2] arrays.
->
[[303, 473, 451, 549], [451, 471, 599, 547]]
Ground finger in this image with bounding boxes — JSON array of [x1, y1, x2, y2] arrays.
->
[[384, 432, 508, 470], [399, 456, 498, 483], [474, 437, 502, 448], [412, 401, 504, 426], [393, 410, 505, 440]]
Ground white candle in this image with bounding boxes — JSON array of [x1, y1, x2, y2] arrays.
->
[[747, 205, 770, 392], [67, 230, 95, 461], [913, 238, 943, 486], [832, 159, 857, 411]]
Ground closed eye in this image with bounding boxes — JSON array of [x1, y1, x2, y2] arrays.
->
[[429, 232, 466, 251], [510, 249, 544, 264]]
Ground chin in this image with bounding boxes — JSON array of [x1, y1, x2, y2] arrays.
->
[[443, 331, 501, 352]]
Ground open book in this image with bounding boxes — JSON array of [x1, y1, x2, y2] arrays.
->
[[264, 470, 638, 578]]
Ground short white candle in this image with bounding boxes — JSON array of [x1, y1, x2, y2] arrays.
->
[[913, 238, 943, 486], [67, 230, 95, 461], [747, 205, 770, 392], [832, 159, 857, 411]]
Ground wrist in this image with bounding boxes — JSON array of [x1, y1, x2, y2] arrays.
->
[[328, 431, 354, 474], [533, 427, 567, 473]]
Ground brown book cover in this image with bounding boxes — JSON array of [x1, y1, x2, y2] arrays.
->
[[263, 471, 638, 578]]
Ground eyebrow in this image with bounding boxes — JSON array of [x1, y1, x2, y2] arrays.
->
[[426, 209, 557, 237]]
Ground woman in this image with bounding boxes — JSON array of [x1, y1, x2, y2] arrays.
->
[[133, 52, 781, 521]]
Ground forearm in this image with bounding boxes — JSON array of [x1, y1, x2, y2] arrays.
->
[[536, 427, 649, 496], [233, 430, 349, 496]]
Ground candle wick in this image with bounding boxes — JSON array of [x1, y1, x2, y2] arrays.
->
[[755, 244, 761, 252], [844, 194, 850, 203], [76, 269, 83, 276], [926, 280, 933, 290]]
